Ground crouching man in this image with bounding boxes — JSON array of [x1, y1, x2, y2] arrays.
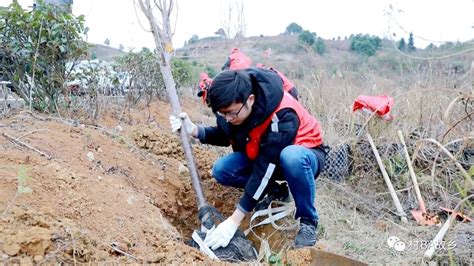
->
[[169, 68, 326, 249]]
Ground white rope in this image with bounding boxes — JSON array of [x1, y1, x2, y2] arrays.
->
[[257, 239, 272, 262], [244, 199, 298, 237], [244, 199, 298, 262]]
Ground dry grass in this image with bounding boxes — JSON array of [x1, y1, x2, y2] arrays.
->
[[236, 40, 473, 263], [181, 36, 472, 260]]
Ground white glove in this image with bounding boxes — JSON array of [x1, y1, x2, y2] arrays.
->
[[204, 218, 239, 250], [169, 112, 197, 137]]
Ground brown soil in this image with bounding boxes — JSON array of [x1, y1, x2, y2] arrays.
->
[[0, 98, 471, 265]]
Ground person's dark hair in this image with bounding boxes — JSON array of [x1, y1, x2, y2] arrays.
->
[[208, 70, 252, 113]]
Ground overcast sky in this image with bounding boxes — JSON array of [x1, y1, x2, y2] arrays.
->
[[1, 0, 473, 50]]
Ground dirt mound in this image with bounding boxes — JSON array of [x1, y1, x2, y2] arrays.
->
[[0, 110, 210, 264], [0, 103, 304, 264], [132, 124, 217, 180]]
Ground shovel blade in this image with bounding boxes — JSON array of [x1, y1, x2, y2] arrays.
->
[[311, 249, 367, 266], [411, 210, 440, 226], [440, 207, 473, 223]]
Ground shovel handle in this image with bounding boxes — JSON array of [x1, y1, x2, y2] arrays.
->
[[161, 60, 207, 208], [397, 130, 426, 213]]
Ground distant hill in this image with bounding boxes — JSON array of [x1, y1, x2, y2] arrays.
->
[[88, 44, 126, 62], [176, 34, 474, 73]]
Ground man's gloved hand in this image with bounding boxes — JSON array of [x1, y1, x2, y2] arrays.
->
[[204, 218, 239, 250], [169, 112, 197, 137]]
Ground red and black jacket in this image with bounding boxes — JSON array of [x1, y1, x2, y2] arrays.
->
[[196, 68, 324, 213]]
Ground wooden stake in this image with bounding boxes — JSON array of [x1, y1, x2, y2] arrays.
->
[[367, 133, 408, 223], [397, 130, 426, 213]]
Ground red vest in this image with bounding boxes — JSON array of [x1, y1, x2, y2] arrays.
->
[[270, 67, 295, 94], [246, 93, 323, 160], [256, 65, 295, 94]]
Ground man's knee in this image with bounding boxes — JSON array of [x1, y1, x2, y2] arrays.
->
[[212, 159, 226, 183], [280, 145, 304, 168], [280, 145, 320, 178], [212, 152, 250, 187]]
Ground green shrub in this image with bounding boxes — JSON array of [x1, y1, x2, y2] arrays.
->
[[285, 22, 303, 35], [407, 32, 416, 52], [204, 65, 218, 78], [313, 38, 327, 55], [171, 58, 193, 88], [398, 38, 406, 51], [115, 49, 193, 100], [298, 30, 316, 47], [0, 0, 88, 112], [350, 34, 382, 57], [188, 34, 199, 44], [115, 49, 163, 99]]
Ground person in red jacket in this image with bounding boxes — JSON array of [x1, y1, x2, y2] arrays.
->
[[222, 48, 299, 100], [221, 47, 253, 71], [196, 48, 299, 106], [196, 72, 212, 106], [170, 68, 326, 249]]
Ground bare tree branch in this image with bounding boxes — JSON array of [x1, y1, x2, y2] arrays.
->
[[3, 132, 52, 160], [137, 0, 207, 207]]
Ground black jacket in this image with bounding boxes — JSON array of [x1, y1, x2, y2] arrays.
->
[[197, 68, 321, 213]]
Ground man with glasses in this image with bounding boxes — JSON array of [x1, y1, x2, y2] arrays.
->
[[169, 68, 326, 250]]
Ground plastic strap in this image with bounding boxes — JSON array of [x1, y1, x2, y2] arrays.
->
[[191, 230, 219, 260], [244, 200, 298, 236]]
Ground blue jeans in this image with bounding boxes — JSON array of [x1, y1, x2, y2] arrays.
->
[[212, 145, 320, 222]]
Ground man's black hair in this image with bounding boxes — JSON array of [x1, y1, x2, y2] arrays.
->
[[208, 70, 253, 113]]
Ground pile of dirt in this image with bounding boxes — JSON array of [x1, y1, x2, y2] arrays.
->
[[132, 125, 217, 180], [0, 103, 315, 264], [0, 109, 211, 264]]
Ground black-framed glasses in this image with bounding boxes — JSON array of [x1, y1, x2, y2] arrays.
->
[[216, 96, 249, 119]]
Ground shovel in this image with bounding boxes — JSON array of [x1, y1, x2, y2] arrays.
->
[[164, 72, 256, 262], [139, 1, 255, 260], [311, 250, 368, 266], [397, 131, 439, 226]]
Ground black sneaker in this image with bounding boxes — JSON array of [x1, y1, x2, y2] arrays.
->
[[294, 219, 318, 248], [254, 183, 291, 211]]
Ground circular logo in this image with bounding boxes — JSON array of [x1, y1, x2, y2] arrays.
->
[[393, 241, 406, 251], [387, 235, 400, 248]]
